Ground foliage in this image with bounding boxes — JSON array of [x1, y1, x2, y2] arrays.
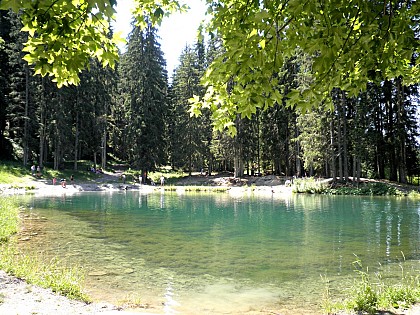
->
[[407, 190, 420, 199], [117, 292, 142, 308], [1, 1, 418, 134], [0, 4, 419, 185], [169, 43, 211, 175], [292, 178, 329, 194], [347, 269, 378, 314], [0, 0, 185, 87], [192, 0, 420, 134], [0, 197, 19, 242], [292, 178, 413, 196], [296, 111, 329, 175], [118, 23, 168, 174], [326, 182, 406, 196], [323, 258, 420, 314], [0, 1, 117, 87]]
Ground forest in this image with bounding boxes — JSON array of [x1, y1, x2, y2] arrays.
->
[[0, 7, 419, 184]]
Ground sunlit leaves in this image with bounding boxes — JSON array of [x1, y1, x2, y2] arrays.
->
[[0, 0, 186, 88], [0, 0, 24, 12], [132, 0, 188, 29], [1, 0, 419, 130], [1, 0, 120, 87], [191, 0, 419, 133]]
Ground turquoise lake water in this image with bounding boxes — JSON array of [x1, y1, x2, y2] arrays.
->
[[19, 192, 420, 314]]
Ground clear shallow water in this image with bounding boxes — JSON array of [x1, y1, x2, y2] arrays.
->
[[18, 192, 420, 314]]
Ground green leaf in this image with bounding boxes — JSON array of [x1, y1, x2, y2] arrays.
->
[[248, 28, 258, 39], [0, 0, 22, 12], [21, 24, 36, 37]]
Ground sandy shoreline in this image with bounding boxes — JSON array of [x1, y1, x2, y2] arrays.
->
[[0, 271, 162, 315], [0, 176, 295, 199]]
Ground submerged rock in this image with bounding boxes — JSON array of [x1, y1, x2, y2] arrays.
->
[[88, 271, 108, 277], [123, 268, 135, 274]]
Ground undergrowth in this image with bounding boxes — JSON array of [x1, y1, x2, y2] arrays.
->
[[322, 256, 420, 314], [293, 178, 410, 196]]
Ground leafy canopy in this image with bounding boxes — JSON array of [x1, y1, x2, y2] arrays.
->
[[1, 0, 419, 132], [190, 0, 419, 134], [0, 0, 186, 87]]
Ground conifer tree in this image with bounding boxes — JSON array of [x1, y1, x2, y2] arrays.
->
[[170, 44, 209, 175], [119, 23, 168, 180]]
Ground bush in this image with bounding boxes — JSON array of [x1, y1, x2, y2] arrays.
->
[[323, 258, 420, 314], [347, 270, 378, 314]]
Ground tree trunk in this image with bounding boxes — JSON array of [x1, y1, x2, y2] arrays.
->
[[234, 138, 243, 178], [352, 154, 356, 181], [23, 66, 29, 166], [337, 105, 343, 181], [374, 107, 385, 179], [330, 118, 337, 182], [93, 152, 97, 168], [74, 110, 79, 171], [396, 79, 407, 183], [188, 131, 192, 176], [53, 122, 60, 170], [284, 115, 290, 176], [384, 80, 398, 181], [257, 115, 261, 175], [101, 127, 107, 170], [295, 121, 301, 177], [39, 78, 46, 169], [341, 92, 349, 182]]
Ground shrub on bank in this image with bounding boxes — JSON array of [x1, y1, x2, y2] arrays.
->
[[322, 258, 420, 314], [293, 178, 412, 196]]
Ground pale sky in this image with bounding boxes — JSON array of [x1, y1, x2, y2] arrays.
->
[[112, 0, 207, 76]]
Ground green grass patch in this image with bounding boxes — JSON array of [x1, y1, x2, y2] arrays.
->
[[0, 161, 32, 184], [0, 159, 109, 186], [0, 244, 90, 302], [0, 197, 19, 242], [322, 258, 420, 314], [0, 194, 89, 302]]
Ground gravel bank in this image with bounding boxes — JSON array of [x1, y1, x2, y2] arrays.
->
[[0, 271, 160, 315]]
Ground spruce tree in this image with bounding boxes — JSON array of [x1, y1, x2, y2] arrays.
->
[[119, 23, 168, 180], [170, 44, 208, 175]]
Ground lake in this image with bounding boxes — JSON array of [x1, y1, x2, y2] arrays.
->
[[18, 191, 420, 314]]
